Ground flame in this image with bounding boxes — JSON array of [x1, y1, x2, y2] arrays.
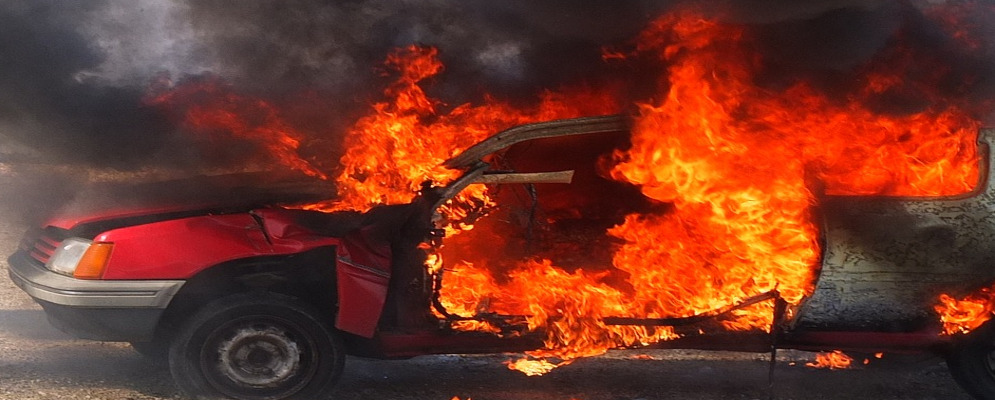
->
[[439, 259, 679, 357], [146, 2, 990, 377], [935, 290, 995, 335], [862, 352, 884, 365], [322, 45, 621, 213], [145, 76, 326, 179], [506, 358, 564, 377], [435, 5, 981, 374], [929, 3, 995, 336], [806, 350, 853, 370], [604, 5, 978, 334]]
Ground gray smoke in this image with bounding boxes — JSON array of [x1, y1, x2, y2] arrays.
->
[[0, 0, 992, 170]]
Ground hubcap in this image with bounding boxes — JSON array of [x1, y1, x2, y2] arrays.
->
[[201, 317, 318, 399], [216, 324, 301, 387]]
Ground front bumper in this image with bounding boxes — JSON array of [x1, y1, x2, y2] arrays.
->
[[7, 250, 185, 341]]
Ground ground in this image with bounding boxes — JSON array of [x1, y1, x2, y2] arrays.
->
[[0, 163, 976, 400]]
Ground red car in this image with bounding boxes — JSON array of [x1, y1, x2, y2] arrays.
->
[[9, 116, 995, 400]]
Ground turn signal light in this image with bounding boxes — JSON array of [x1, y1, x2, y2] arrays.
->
[[73, 242, 114, 279]]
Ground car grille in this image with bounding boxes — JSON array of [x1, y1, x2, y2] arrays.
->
[[18, 227, 69, 266]]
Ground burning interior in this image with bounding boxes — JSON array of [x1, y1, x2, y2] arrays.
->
[[138, 1, 995, 378]]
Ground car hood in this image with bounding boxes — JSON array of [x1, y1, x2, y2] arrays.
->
[[45, 171, 336, 231]]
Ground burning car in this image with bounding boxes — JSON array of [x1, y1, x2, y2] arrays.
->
[[7, 114, 995, 400]]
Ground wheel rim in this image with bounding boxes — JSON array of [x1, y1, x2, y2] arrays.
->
[[200, 316, 319, 399]]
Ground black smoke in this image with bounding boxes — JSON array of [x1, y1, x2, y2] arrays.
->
[[0, 2, 172, 167], [1, 0, 993, 170]]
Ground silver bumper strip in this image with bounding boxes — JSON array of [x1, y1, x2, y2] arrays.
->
[[8, 251, 184, 308]]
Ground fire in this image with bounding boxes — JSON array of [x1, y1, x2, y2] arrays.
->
[[806, 350, 853, 370], [935, 289, 995, 335], [147, 2, 990, 377], [506, 358, 562, 377], [928, 2, 995, 336], [862, 352, 884, 365], [436, 4, 981, 373], [145, 76, 327, 179], [440, 259, 679, 366], [324, 45, 621, 213], [605, 4, 979, 334]]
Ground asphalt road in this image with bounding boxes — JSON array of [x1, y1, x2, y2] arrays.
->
[[0, 165, 977, 400]]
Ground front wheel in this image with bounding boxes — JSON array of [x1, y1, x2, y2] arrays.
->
[[946, 322, 995, 400], [168, 293, 344, 400]]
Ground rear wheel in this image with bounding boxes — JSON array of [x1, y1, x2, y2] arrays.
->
[[946, 323, 995, 400], [168, 292, 344, 400]]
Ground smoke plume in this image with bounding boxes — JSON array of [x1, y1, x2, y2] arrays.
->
[[0, 0, 992, 170]]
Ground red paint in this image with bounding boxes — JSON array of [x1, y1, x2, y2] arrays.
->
[[96, 210, 339, 280], [97, 214, 272, 279], [334, 226, 393, 337], [253, 208, 341, 253]]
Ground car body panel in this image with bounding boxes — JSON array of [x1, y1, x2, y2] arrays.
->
[[251, 208, 343, 253], [97, 214, 273, 280], [796, 130, 995, 331], [335, 230, 392, 337]]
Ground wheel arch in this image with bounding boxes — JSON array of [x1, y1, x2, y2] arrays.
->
[[152, 246, 339, 344]]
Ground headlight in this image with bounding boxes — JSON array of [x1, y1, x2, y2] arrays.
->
[[46, 238, 114, 279]]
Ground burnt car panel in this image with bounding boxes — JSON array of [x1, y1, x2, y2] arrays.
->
[[797, 132, 995, 331]]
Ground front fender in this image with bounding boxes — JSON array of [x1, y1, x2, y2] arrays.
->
[[97, 214, 275, 280]]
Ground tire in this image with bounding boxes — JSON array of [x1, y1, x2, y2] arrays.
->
[[946, 322, 995, 400], [168, 292, 345, 400]]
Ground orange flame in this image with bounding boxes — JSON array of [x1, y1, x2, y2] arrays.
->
[[506, 358, 564, 377], [862, 352, 884, 365], [147, 3, 989, 377], [324, 45, 621, 213], [605, 5, 979, 334], [924, 2, 995, 337], [435, 5, 981, 374], [145, 76, 326, 179], [806, 350, 853, 370], [935, 289, 995, 335]]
